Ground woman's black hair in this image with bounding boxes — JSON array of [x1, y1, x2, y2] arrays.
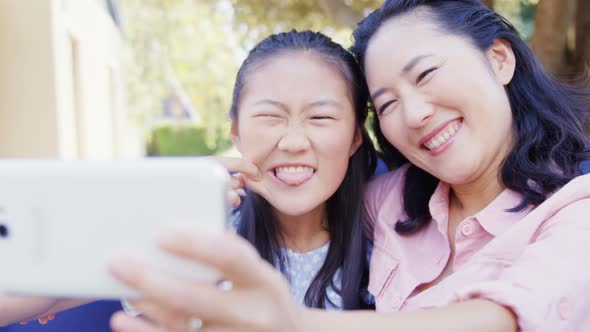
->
[[351, 0, 590, 234], [231, 30, 377, 309]]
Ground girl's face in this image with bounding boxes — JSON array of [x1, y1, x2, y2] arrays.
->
[[364, 13, 516, 185], [233, 51, 361, 217]]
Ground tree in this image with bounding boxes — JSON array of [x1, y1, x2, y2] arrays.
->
[[574, 0, 590, 131], [119, 0, 589, 150], [119, 0, 243, 152], [527, 0, 589, 131], [219, 0, 381, 47], [530, 0, 576, 75], [528, 0, 589, 80], [574, 0, 590, 77]]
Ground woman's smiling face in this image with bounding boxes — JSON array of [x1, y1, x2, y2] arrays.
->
[[364, 11, 516, 185]]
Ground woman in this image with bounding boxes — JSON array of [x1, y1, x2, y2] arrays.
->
[[109, 1, 590, 331]]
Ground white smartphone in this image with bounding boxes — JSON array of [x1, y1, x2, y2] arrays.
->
[[0, 158, 229, 299]]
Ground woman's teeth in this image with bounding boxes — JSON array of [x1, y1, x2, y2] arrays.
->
[[424, 121, 461, 150]]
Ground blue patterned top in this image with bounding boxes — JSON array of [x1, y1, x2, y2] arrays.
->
[[279, 241, 342, 309], [233, 213, 374, 309]]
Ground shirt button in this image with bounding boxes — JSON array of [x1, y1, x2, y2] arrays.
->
[[558, 297, 570, 320], [461, 222, 474, 236]]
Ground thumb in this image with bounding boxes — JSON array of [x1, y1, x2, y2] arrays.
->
[[242, 173, 270, 199]]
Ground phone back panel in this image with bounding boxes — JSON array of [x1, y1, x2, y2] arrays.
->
[[0, 158, 228, 299]]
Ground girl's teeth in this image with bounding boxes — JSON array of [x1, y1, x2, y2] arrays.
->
[[276, 166, 314, 173], [275, 166, 315, 186]]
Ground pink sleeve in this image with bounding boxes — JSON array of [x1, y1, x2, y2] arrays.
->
[[452, 199, 590, 331]]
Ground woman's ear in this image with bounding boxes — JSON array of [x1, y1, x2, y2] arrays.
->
[[487, 38, 516, 86]]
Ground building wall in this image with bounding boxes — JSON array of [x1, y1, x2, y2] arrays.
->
[[0, 0, 142, 160], [0, 0, 61, 158]]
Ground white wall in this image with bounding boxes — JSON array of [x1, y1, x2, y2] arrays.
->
[[0, 0, 61, 158], [0, 0, 142, 160]]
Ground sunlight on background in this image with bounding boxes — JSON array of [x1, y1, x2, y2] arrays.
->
[[0, 0, 585, 161]]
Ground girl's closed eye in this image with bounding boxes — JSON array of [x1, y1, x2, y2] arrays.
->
[[253, 112, 285, 120], [252, 113, 286, 126], [310, 115, 336, 120]]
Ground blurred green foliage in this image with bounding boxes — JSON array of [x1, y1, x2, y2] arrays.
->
[[495, 0, 538, 40], [120, 0, 240, 155], [146, 123, 232, 156], [119, 0, 540, 156]]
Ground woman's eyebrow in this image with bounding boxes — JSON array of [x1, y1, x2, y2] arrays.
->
[[370, 54, 435, 100], [402, 54, 434, 75]]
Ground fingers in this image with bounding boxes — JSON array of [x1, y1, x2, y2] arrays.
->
[[19, 314, 56, 325], [157, 230, 278, 288], [109, 256, 234, 324], [230, 174, 245, 191], [215, 156, 268, 205], [112, 311, 234, 332], [125, 300, 192, 330], [213, 157, 261, 181], [111, 311, 164, 332], [227, 190, 241, 207], [38, 314, 55, 325], [110, 230, 300, 332], [240, 175, 268, 198], [228, 174, 245, 207]]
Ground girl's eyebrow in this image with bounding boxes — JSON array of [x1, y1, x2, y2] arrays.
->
[[305, 100, 343, 111], [252, 99, 288, 111], [252, 99, 343, 112]]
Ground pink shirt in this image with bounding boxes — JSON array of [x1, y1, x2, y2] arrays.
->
[[364, 164, 590, 331]]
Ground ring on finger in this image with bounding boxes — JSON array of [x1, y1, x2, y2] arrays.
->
[[187, 317, 203, 332]]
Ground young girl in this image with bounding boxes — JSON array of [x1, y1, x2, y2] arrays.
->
[[218, 29, 377, 309], [124, 29, 377, 313], [0, 30, 376, 326], [109, 1, 590, 332]]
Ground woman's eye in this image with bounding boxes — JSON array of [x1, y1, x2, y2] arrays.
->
[[311, 116, 334, 120], [416, 67, 438, 84], [378, 100, 397, 115]]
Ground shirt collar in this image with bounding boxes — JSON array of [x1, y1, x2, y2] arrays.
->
[[474, 188, 532, 236], [428, 181, 531, 238], [428, 181, 451, 238]]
